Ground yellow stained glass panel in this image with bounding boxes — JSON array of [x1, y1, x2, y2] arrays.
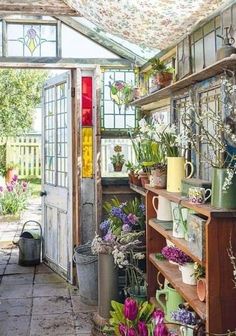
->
[[82, 127, 93, 178]]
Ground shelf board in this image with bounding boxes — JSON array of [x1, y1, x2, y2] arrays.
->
[[145, 185, 236, 217], [149, 253, 206, 319], [131, 55, 236, 108], [129, 183, 147, 196], [149, 218, 205, 265]]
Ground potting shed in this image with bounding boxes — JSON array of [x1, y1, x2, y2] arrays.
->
[[0, 1, 236, 335]]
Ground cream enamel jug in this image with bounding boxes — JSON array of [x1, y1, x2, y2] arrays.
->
[[167, 157, 194, 192], [152, 195, 173, 221]]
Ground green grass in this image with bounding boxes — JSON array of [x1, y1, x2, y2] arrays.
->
[[20, 177, 41, 198]]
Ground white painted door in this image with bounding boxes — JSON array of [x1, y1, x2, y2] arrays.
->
[[41, 72, 73, 282]]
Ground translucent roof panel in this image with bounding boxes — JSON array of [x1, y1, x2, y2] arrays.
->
[[65, 0, 230, 50]]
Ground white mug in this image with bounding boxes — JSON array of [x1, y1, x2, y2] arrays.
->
[[152, 196, 173, 221]]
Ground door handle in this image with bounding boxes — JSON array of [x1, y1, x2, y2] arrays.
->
[[40, 191, 47, 197]]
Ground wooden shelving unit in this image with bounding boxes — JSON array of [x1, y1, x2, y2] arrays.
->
[[145, 186, 236, 334], [129, 183, 147, 196], [131, 55, 236, 109]]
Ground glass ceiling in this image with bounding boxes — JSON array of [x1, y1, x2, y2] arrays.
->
[[66, 0, 231, 50]]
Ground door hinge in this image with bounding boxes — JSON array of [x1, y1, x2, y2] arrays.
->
[[71, 87, 75, 98]]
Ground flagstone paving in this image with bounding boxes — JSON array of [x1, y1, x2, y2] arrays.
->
[[0, 198, 96, 336]]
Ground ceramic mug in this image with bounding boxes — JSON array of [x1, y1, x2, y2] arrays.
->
[[188, 187, 211, 204], [152, 195, 173, 221]]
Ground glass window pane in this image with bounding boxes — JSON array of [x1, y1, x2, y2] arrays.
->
[[194, 39, 204, 72], [204, 32, 216, 67], [41, 42, 57, 57]]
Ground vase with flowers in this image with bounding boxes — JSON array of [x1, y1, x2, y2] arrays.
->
[[104, 299, 169, 336], [110, 145, 125, 172], [171, 305, 197, 336], [160, 246, 196, 285], [182, 81, 236, 209]]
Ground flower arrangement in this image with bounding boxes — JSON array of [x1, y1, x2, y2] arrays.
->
[[0, 175, 30, 215], [104, 299, 169, 336], [161, 246, 193, 265], [110, 145, 125, 171], [171, 306, 197, 326]]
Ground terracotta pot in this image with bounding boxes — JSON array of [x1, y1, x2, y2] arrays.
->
[[5, 168, 17, 183], [155, 72, 173, 87], [197, 278, 206, 302], [150, 167, 167, 189], [139, 173, 149, 188], [113, 163, 123, 172], [131, 173, 142, 187]]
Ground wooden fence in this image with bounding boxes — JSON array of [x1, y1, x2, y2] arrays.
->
[[0, 135, 41, 178]]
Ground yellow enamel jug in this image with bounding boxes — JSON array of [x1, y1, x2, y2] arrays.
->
[[167, 157, 194, 192]]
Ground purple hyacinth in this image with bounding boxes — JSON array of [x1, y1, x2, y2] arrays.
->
[[161, 246, 193, 265], [110, 206, 124, 219], [122, 224, 132, 232], [127, 213, 138, 225], [99, 220, 110, 234], [171, 308, 197, 326], [103, 231, 115, 242], [139, 203, 145, 213]]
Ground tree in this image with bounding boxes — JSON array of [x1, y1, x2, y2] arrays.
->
[[0, 69, 48, 137], [0, 69, 48, 176]]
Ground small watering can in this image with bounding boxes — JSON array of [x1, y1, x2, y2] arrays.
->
[[171, 202, 188, 239], [156, 282, 184, 321], [13, 220, 42, 267]]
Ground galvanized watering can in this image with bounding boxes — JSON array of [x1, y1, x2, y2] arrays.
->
[[13, 220, 42, 267]]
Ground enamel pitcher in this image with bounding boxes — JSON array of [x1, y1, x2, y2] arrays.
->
[[167, 157, 194, 192], [156, 282, 184, 321], [152, 195, 172, 221]]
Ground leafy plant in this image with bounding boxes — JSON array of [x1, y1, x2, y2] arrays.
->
[[148, 58, 175, 76], [193, 262, 205, 280], [110, 145, 125, 166], [0, 175, 30, 215]]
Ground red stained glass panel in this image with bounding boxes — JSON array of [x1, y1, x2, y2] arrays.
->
[[82, 76, 93, 126]]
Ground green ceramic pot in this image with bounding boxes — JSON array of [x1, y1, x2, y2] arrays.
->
[[211, 167, 236, 209]]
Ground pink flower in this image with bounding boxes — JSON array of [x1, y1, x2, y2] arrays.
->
[[153, 309, 165, 324], [118, 323, 127, 336], [154, 323, 168, 336], [12, 175, 18, 182], [0, 186, 3, 193], [127, 327, 137, 336], [137, 321, 148, 336], [7, 185, 13, 192], [127, 213, 138, 225], [22, 181, 28, 188], [124, 298, 138, 321]]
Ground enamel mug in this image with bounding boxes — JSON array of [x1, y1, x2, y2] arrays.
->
[[152, 195, 173, 221]]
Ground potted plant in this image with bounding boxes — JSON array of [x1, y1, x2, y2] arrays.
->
[[104, 299, 168, 336], [125, 161, 142, 186], [5, 162, 19, 183], [193, 263, 206, 302], [171, 305, 197, 336], [148, 57, 175, 88], [182, 80, 236, 209], [110, 145, 125, 172], [161, 246, 196, 285]]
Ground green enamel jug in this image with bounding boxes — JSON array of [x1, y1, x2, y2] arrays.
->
[[156, 282, 184, 321]]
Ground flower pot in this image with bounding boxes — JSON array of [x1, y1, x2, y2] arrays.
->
[[128, 285, 147, 304], [179, 263, 196, 285], [139, 173, 149, 188], [113, 163, 123, 172], [155, 72, 173, 87], [197, 278, 206, 302], [5, 168, 17, 183], [150, 167, 167, 189], [131, 174, 142, 186], [211, 167, 236, 209], [167, 157, 194, 192]]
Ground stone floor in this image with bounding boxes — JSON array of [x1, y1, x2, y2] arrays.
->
[[0, 198, 96, 336]]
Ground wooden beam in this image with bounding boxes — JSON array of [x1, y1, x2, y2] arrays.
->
[[0, 57, 132, 68], [55, 16, 145, 65]]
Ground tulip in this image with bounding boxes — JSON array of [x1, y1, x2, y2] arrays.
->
[[12, 175, 18, 182], [137, 321, 148, 336], [154, 323, 168, 336], [124, 298, 138, 321], [153, 309, 165, 324], [127, 327, 137, 336], [118, 323, 127, 336]]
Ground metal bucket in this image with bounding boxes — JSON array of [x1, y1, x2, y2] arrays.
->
[[13, 220, 42, 267], [73, 244, 98, 306]]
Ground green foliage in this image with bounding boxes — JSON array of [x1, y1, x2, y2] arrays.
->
[[148, 58, 175, 76], [6, 161, 19, 170], [0, 69, 48, 137], [110, 152, 125, 165], [0, 145, 6, 176]]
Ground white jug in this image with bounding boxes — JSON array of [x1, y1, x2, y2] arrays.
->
[[152, 196, 173, 221]]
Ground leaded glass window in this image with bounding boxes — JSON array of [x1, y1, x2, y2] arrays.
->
[[0, 21, 2, 56], [101, 69, 137, 133], [6, 22, 57, 57]]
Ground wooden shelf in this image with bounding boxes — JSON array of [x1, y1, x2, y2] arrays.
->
[[129, 183, 147, 196], [145, 185, 236, 218], [149, 218, 205, 265], [131, 55, 236, 108], [149, 253, 206, 320]]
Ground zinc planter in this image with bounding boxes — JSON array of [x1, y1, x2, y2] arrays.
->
[[167, 157, 194, 192], [179, 263, 196, 285], [211, 167, 236, 209]]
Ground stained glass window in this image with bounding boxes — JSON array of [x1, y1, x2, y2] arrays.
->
[[0, 21, 2, 56], [7, 23, 57, 57], [101, 69, 137, 133], [82, 77, 93, 126], [82, 128, 93, 178]]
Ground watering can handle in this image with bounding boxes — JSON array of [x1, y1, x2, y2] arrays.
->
[[20, 220, 42, 239]]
